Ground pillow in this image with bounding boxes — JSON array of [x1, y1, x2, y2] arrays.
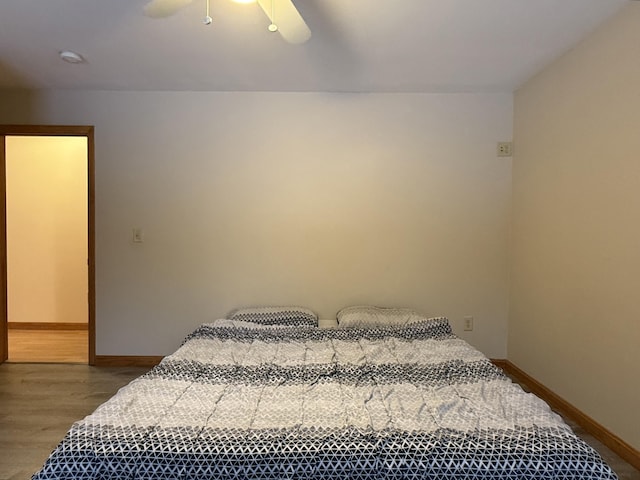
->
[[210, 318, 297, 330], [228, 306, 318, 327], [336, 305, 428, 328]]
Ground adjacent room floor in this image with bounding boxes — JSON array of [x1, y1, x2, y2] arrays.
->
[[7, 328, 88, 364]]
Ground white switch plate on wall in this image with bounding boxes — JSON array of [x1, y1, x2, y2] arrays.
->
[[132, 228, 144, 243]]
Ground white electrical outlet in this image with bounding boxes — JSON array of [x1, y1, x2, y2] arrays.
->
[[497, 142, 513, 157], [464, 316, 474, 331]]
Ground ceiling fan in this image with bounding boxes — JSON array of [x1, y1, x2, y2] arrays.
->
[[144, 0, 311, 44]]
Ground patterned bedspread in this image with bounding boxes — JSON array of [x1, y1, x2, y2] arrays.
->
[[33, 318, 617, 480]]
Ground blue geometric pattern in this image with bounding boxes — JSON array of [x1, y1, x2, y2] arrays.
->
[[145, 358, 506, 387], [183, 316, 454, 344], [34, 425, 617, 480], [32, 318, 617, 480], [228, 306, 318, 327]]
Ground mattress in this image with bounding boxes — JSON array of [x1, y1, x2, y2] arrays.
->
[[32, 317, 617, 479]]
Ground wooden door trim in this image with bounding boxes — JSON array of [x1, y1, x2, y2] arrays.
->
[[0, 125, 96, 365], [0, 135, 6, 362]]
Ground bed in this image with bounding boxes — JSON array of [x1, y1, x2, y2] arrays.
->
[[32, 306, 617, 480]]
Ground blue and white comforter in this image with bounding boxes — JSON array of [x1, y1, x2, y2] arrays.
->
[[33, 318, 617, 480]]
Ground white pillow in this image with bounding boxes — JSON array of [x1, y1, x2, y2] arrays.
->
[[209, 318, 297, 330], [336, 305, 428, 328], [228, 306, 318, 327]]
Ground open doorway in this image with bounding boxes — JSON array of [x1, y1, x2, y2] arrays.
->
[[0, 125, 95, 365]]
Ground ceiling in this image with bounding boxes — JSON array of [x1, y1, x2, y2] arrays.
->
[[0, 0, 631, 93]]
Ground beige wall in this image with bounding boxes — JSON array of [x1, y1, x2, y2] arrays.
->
[[1, 5, 637, 453], [0, 91, 512, 358], [511, 4, 640, 450], [6, 136, 88, 324]]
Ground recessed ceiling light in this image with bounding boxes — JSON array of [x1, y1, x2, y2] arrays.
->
[[59, 50, 84, 64]]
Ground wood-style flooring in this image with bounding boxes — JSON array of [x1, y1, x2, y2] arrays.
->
[[0, 363, 637, 480], [7, 329, 88, 364], [506, 373, 640, 480], [0, 364, 149, 480]]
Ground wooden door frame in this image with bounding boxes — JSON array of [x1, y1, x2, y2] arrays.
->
[[0, 125, 95, 365]]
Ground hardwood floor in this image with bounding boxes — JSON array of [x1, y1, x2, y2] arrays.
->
[[505, 373, 640, 479], [0, 363, 637, 480], [0, 364, 148, 480], [7, 329, 88, 364]]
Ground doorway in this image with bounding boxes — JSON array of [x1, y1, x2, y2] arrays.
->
[[0, 125, 95, 365]]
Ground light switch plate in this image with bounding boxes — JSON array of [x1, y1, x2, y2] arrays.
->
[[132, 228, 144, 243]]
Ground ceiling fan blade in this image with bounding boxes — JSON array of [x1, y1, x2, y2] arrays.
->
[[144, 0, 193, 18], [256, 0, 311, 44]]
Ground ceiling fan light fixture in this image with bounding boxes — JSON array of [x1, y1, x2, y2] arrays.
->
[[143, 0, 310, 44]]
